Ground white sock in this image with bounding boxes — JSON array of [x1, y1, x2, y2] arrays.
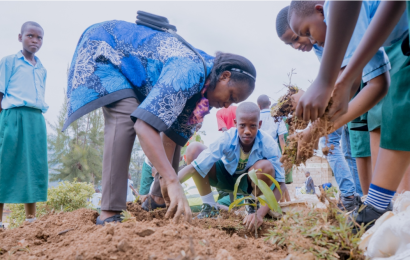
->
[[201, 192, 217, 207], [25, 218, 36, 223]]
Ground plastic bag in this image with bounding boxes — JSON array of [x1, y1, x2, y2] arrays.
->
[[360, 192, 410, 259]]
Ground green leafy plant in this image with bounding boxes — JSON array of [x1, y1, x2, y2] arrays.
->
[[121, 210, 136, 223], [7, 179, 95, 228], [228, 169, 282, 238]]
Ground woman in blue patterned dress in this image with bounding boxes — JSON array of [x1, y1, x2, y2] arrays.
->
[[64, 20, 257, 224]]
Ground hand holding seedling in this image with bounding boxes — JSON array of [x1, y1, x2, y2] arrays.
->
[[243, 207, 268, 232]]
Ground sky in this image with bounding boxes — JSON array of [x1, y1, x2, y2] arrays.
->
[[0, 1, 320, 146]]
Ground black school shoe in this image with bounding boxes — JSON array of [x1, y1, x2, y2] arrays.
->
[[96, 214, 122, 226], [245, 198, 260, 215], [195, 203, 219, 219], [141, 195, 166, 211], [351, 202, 391, 232], [337, 195, 361, 212]]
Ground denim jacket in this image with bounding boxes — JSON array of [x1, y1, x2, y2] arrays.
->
[[192, 128, 285, 182]]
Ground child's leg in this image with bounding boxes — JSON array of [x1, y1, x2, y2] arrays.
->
[[397, 165, 410, 194], [0, 203, 3, 222], [369, 128, 381, 172], [185, 142, 217, 198], [356, 157, 372, 195], [25, 203, 36, 219], [248, 160, 283, 202], [362, 149, 410, 213]]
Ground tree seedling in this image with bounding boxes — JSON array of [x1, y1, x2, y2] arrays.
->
[[228, 169, 282, 238]]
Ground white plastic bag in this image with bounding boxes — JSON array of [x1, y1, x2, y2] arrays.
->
[[360, 192, 410, 259]]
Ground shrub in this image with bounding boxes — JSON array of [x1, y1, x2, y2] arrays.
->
[[7, 179, 95, 228]]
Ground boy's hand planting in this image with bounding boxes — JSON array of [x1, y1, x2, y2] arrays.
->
[[243, 213, 263, 232]]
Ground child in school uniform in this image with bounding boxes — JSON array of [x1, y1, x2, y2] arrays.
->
[[276, 5, 368, 197], [0, 21, 48, 229], [288, 1, 409, 227], [257, 94, 291, 202], [178, 102, 285, 231]]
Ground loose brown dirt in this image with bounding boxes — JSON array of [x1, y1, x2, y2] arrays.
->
[[0, 203, 287, 260]]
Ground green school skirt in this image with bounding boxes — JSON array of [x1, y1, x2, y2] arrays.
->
[[368, 40, 408, 131], [348, 124, 371, 158], [381, 55, 410, 151], [0, 107, 48, 203]]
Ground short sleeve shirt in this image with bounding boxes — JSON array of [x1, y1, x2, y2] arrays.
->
[[259, 109, 288, 142], [322, 0, 391, 83], [216, 106, 237, 131], [0, 51, 48, 112]]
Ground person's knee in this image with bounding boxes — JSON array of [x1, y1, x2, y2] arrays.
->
[[250, 160, 275, 187], [185, 142, 207, 164]]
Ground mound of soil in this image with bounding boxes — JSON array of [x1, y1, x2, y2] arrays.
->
[[0, 205, 287, 260]]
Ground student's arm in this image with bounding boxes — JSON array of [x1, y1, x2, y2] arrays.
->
[[278, 134, 286, 154], [134, 120, 191, 222], [295, 1, 363, 122], [0, 57, 12, 114], [295, 71, 390, 159], [337, 1, 406, 93], [0, 93, 3, 113]]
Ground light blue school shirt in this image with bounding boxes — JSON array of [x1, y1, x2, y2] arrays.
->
[[0, 51, 48, 113], [192, 128, 285, 182], [319, 0, 391, 83]]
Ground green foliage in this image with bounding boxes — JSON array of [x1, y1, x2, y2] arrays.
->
[[6, 180, 95, 228], [229, 169, 282, 214], [265, 207, 366, 260], [48, 91, 104, 184], [129, 139, 145, 190]]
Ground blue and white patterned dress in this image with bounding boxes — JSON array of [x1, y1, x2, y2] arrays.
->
[[64, 20, 214, 146]]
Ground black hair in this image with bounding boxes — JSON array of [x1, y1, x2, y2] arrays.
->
[[288, 1, 323, 23], [257, 94, 271, 109], [21, 21, 43, 34], [276, 6, 291, 38], [236, 102, 260, 120], [208, 52, 256, 92]]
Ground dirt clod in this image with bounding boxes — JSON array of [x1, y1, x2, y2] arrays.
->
[[137, 228, 155, 237]]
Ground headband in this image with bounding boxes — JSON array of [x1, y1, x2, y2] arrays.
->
[[231, 68, 256, 81]]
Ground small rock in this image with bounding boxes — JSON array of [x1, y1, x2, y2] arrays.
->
[[117, 239, 130, 252], [206, 248, 213, 255], [136, 228, 155, 237], [34, 239, 42, 245], [109, 256, 118, 260], [284, 252, 315, 260], [216, 249, 234, 260], [106, 225, 115, 236], [162, 229, 177, 237], [75, 254, 84, 260], [106, 234, 113, 242], [149, 255, 157, 260]]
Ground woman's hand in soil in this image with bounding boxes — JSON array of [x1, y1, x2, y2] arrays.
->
[[295, 78, 334, 122], [161, 179, 192, 223], [243, 213, 263, 232]]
